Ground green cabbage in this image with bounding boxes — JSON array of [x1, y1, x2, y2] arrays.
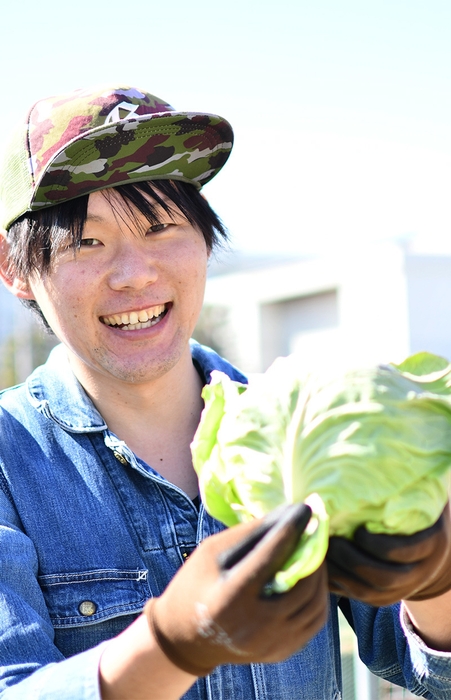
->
[[191, 352, 451, 592]]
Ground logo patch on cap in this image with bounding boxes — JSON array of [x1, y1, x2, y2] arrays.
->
[[105, 102, 141, 124]]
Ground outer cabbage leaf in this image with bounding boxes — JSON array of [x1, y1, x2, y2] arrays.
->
[[191, 352, 451, 589]]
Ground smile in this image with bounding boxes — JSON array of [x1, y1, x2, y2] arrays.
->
[[100, 304, 168, 330]]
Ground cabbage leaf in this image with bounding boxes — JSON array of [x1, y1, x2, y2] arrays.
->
[[191, 352, 451, 592]]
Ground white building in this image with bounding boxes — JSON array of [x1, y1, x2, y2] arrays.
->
[[204, 241, 451, 375]]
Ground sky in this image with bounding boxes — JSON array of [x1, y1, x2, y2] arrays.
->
[[1, 0, 450, 258]]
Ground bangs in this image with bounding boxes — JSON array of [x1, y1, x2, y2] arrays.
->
[[7, 181, 228, 280]]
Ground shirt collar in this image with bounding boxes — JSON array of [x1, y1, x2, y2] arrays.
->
[[26, 341, 247, 433], [26, 345, 107, 433]]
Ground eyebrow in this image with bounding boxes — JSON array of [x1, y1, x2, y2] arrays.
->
[[85, 214, 106, 223]]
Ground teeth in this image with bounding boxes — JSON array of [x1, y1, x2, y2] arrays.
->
[[102, 304, 166, 328]]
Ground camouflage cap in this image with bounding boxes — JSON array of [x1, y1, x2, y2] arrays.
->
[[0, 84, 234, 231]]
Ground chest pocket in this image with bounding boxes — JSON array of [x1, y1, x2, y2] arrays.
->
[[38, 568, 149, 628]]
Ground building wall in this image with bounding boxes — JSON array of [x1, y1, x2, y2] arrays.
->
[[405, 255, 451, 361], [204, 242, 443, 375], [260, 290, 339, 371]]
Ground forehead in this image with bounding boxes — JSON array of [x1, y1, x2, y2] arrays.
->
[[85, 188, 179, 227], [88, 188, 156, 213]]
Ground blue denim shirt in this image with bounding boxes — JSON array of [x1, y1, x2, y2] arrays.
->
[[1, 341, 451, 699]]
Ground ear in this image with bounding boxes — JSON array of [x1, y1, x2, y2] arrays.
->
[[0, 231, 35, 300]]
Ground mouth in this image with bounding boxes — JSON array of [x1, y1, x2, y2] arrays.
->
[[100, 303, 168, 331]]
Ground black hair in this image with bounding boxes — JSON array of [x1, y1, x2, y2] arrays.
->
[[6, 180, 228, 329]]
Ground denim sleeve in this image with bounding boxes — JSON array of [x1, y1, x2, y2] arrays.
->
[[399, 603, 451, 700], [348, 598, 451, 699], [0, 489, 103, 699]]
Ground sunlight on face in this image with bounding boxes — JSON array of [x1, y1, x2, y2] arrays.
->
[[27, 189, 209, 388]]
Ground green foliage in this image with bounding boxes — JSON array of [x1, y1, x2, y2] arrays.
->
[[192, 304, 231, 357], [0, 327, 58, 390]]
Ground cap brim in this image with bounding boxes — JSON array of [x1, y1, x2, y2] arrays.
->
[[31, 111, 233, 210]]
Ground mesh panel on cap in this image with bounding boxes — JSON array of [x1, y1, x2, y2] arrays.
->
[[0, 122, 34, 231]]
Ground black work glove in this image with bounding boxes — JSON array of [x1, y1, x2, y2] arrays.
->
[[145, 503, 329, 676], [327, 503, 451, 606]]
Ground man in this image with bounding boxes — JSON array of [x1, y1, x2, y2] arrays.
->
[[0, 84, 450, 700]]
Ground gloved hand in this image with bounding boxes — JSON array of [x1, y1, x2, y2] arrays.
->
[[144, 503, 329, 676], [327, 503, 451, 606]]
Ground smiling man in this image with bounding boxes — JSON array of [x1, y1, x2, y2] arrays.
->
[[0, 85, 451, 700]]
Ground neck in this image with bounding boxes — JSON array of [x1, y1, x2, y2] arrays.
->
[[67, 346, 204, 498]]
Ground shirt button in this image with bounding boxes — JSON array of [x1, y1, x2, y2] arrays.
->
[[113, 451, 128, 465], [79, 600, 97, 616]]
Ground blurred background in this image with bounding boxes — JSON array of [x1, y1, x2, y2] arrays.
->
[[1, 0, 451, 386], [1, 2, 450, 696]]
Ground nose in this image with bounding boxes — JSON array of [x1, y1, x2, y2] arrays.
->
[[107, 239, 159, 291]]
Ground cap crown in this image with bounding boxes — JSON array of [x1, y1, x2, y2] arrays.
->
[[0, 85, 233, 230]]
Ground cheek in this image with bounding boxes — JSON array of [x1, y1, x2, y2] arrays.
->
[[29, 273, 87, 328], [172, 241, 208, 289], [180, 260, 207, 302]]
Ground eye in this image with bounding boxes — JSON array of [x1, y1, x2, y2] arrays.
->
[[147, 223, 169, 234], [80, 238, 102, 247]]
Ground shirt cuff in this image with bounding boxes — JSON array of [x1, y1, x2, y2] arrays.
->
[[400, 602, 451, 695], [3, 642, 108, 700]]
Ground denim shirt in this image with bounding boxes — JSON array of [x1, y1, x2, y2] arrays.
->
[[1, 342, 451, 700]]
